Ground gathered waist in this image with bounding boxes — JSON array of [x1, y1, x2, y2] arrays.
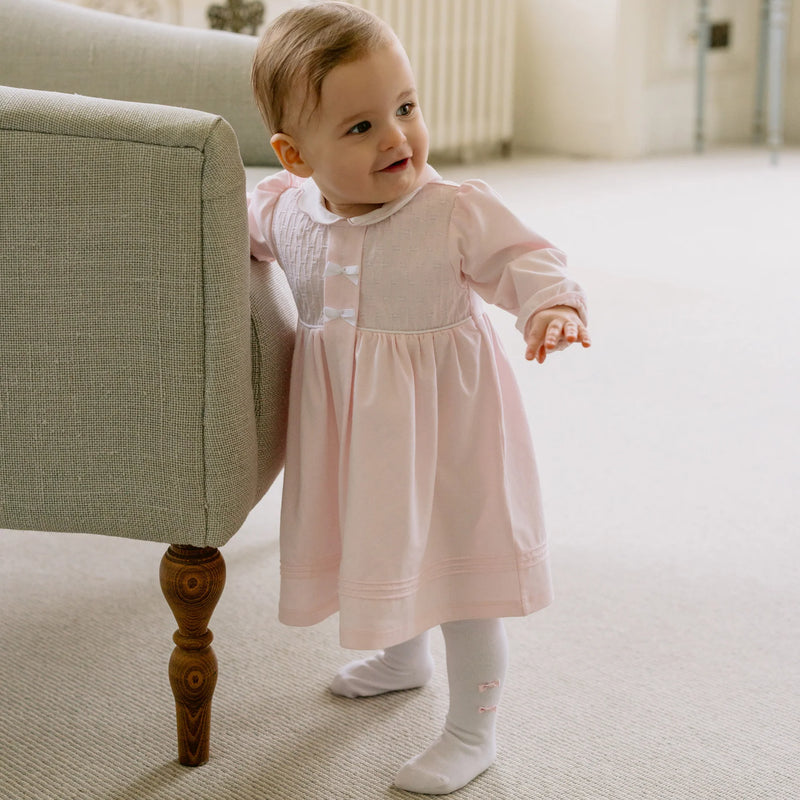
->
[[298, 315, 476, 335]]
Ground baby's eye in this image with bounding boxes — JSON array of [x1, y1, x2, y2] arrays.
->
[[347, 120, 371, 135], [397, 102, 415, 117]]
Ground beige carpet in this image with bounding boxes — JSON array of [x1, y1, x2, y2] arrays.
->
[[2, 149, 798, 799]]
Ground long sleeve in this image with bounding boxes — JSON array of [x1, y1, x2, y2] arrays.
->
[[449, 179, 587, 333], [247, 169, 303, 263]]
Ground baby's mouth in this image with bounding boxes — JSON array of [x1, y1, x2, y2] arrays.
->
[[380, 158, 410, 173]]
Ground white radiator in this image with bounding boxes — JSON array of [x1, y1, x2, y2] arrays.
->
[[348, 0, 516, 160]]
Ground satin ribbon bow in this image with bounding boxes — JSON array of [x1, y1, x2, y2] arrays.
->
[[323, 262, 360, 285], [323, 306, 357, 325]]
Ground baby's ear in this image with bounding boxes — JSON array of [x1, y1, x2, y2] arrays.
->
[[270, 133, 313, 178]]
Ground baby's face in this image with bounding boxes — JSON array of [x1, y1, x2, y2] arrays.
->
[[291, 38, 429, 217]]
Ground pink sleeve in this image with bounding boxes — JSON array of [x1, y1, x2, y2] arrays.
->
[[247, 170, 303, 262], [449, 179, 588, 333]]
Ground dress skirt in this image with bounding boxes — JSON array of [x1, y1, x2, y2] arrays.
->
[[278, 305, 553, 650]]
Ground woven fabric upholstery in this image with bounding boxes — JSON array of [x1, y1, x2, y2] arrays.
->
[[0, 0, 278, 167], [0, 86, 295, 547]]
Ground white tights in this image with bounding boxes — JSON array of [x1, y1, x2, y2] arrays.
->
[[329, 629, 435, 698], [330, 619, 508, 795]]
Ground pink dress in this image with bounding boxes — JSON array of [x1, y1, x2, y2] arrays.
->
[[248, 166, 587, 650]]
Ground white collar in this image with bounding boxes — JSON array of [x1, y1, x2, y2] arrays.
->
[[297, 164, 442, 226]]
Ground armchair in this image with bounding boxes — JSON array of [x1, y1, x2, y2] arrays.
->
[[0, 0, 294, 767]]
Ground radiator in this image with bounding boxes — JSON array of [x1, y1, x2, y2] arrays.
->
[[348, 0, 516, 160]]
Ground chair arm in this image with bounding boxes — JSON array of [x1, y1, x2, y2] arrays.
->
[[0, 86, 294, 547]]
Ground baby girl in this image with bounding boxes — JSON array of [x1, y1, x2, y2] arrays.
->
[[248, 2, 590, 793]]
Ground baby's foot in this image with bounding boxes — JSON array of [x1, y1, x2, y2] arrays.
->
[[393, 729, 496, 795], [330, 649, 434, 698]]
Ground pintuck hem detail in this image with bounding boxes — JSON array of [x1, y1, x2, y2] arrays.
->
[[277, 548, 553, 650]]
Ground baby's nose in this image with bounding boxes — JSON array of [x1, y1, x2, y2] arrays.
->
[[381, 121, 407, 150]]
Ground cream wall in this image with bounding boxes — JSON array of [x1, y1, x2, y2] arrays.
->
[[56, 0, 799, 158], [514, 0, 799, 157], [643, 0, 772, 151], [512, 0, 623, 157], [785, 2, 800, 139]]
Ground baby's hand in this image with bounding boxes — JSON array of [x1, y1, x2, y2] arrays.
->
[[524, 305, 591, 363]]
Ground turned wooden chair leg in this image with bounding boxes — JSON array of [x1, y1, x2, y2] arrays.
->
[[159, 544, 226, 766]]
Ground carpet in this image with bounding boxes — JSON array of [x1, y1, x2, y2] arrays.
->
[[2, 149, 798, 799]]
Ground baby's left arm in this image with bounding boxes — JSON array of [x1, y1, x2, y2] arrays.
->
[[451, 180, 590, 361], [524, 305, 591, 364]]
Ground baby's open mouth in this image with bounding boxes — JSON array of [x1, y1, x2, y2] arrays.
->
[[381, 158, 410, 172]]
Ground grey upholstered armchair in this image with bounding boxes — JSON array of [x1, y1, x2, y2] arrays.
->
[[0, 0, 293, 766]]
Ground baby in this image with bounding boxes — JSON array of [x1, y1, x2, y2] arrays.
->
[[248, 2, 590, 794]]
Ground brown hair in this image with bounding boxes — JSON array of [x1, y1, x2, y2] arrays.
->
[[251, 2, 393, 134]]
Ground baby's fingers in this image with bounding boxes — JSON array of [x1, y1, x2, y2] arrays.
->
[[524, 340, 546, 362], [524, 327, 547, 361], [565, 320, 592, 348], [525, 319, 561, 362], [545, 318, 566, 349]]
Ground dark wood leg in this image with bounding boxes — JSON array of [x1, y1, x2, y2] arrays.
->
[[159, 544, 226, 766]]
